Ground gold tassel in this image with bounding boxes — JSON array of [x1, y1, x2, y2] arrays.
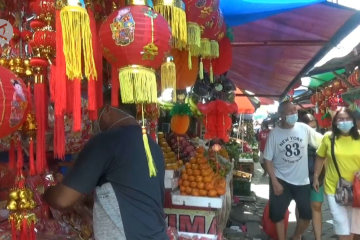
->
[[60, 6, 97, 80], [153, 0, 187, 50], [141, 104, 157, 177], [199, 58, 204, 80], [210, 40, 219, 59], [187, 22, 201, 56], [200, 38, 211, 59], [161, 58, 177, 102], [188, 50, 192, 70], [210, 61, 213, 83], [119, 66, 157, 104]]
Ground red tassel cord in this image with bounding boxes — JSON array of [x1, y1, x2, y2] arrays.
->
[[30, 221, 36, 240], [73, 79, 82, 132], [44, 75, 49, 131], [11, 217, 16, 240], [54, 115, 65, 160], [50, 62, 57, 103], [16, 140, 23, 170], [20, 218, 27, 240], [96, 22, 103, 109], [9, 139, 16, 171], [111, 66, 119, 107], [66, 79, 74, 114], [34, 81, 47, 174], [29, 138, 36, 176], [87, 6, 98, 113]]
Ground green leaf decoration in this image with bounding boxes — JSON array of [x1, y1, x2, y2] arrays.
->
[[321, 112, 331, 120], [170, 103, 193, 117], [226, 25, 234, 42]]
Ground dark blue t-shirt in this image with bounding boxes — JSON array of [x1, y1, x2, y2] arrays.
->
[[63, 125, 168, 240]]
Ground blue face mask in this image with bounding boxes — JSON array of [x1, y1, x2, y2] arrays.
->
[[337, 121, 354, 133], [285, 114, 298, 126]]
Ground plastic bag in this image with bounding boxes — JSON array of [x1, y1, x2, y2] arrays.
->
[[262, 201, 290, 240], [353, 178, 360, 208]]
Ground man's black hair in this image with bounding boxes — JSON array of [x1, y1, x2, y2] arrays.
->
[[103, 89, 137, 117], [278, 100, 292, 114], [262, 121, 269, 129], [332, 107, 360, 140]]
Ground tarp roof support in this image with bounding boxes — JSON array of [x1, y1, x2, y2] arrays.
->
[[231, 40, 328, 47]]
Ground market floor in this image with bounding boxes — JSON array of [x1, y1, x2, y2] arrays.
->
[[224, 162, 337, 240]]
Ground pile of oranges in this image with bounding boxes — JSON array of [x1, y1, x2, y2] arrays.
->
[[179, 147, 227, 197]]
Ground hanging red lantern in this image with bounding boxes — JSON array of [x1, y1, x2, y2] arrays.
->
[[310, 94, 317, 105], [316, 92, 324, 104], [337, 88, 347, 95], [203, 37, 232, 76], [323, 86, 333, 98], [30, 29, 56, 59], [0, 66, 31, 139], [202, 8, 225, 41], [99, 5, 172, 104], [348, 69, 360, 87], [332, 79, 341, 93]]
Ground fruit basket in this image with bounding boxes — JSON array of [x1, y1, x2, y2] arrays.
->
[[171, 190, 223, 208]]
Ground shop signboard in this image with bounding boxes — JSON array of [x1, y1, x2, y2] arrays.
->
[[164, 208, 217, 235]]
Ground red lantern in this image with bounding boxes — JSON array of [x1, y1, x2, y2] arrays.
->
[[310, 94, 316, 105], [202, 8, 226, 41], [99, 6, 172, 104], [348, 69, 360, 87], [324, 86, 333, 97], [30, 29, 56, 59], [203, 37, 232, 75], [184, 0, 219, 27], [332, 79, 341, 93], [0, 66, 31, 138]]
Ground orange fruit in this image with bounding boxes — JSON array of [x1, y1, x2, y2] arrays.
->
[[178, 178, 183, 186], [191, 189, 199, 196], [178, 160, 184, 166], [205, 183, 215, 191], [181, 169, 187, 174], [180, 186, 186, 192], [199, 189, 208, 196], [189, 176, 195, 182], [195, 153, 203, 159], [182, 174, 189, 180], [190, 158, 196, 164], [203, 176, 212, 183], [191, 164, 199, 170], [181, 192, 187, 196], [193, 170, 201, 176], [216, 186, 226, 195], [190, 182, 197, 188], [185, 187, 192, 194], [195, 176, 203, 182], [197, 182, 205, 190], [187, 169, 193, 176], [208, 190, 217, 197], [185, 163, 191, 169], [183, 180, 190, 187], [201, 170, 211, 177], [196, 147, 205, 153]]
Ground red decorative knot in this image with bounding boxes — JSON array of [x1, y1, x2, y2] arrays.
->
[[212, 144, 221, 152]]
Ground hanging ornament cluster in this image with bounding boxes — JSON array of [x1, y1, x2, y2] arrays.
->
[[347, 68, 360, 87]]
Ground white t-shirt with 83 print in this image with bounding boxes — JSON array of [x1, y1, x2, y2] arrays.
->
[[263, 122, 323, 185]]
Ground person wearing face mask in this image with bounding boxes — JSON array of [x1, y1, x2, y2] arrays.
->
[[43, 89, 168, 240], [295, 113, 325, 240], [263, 101, 323, 240], [314, 107, 360, 240]]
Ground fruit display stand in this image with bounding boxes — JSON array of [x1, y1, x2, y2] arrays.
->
[[237, 153, 254, 175]]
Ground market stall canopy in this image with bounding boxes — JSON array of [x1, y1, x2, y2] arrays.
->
[[304, 69, 345, 88], [227, 2, 360, 98], [235, 88, 255, 114], [221, 0, 325, 27]]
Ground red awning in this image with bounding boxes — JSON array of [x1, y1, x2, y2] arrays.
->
[[258, 97, 274, 105], [235, 88, 255, 114]]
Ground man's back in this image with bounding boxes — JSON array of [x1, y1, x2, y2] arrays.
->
[[63, 126, 167, 240]]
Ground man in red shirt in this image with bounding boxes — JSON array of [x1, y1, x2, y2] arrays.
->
[[258, 121, 271, 176]]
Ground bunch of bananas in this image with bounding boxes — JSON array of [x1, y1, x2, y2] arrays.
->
[[157, 100, 175, 111], [185, 94, 202, 117]]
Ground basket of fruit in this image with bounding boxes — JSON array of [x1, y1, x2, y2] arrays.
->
[[239, 153, 253, 162]]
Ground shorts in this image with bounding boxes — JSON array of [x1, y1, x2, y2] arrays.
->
[[311, 185, 324, 203], [269, 178, 312, 223], [259, 152, 264, 164], [327, 195, 359, 235]]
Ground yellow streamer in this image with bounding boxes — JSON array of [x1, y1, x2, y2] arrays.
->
[[141, 104, 157, 177]]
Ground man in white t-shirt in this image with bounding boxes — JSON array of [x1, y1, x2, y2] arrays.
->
[[263, 101, 322, 240]]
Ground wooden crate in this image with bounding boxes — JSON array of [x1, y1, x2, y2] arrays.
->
[[236, 162, 254, 175]]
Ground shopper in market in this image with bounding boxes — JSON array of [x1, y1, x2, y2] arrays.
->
[[313, 107, 360, 240], [257, 121, 271, 176], [295, 113, 325, 240], [43, 89, 168, 240], [263, 100, 323, 240]]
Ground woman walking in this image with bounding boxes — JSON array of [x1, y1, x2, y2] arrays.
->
[[314, 108, 360, 240]]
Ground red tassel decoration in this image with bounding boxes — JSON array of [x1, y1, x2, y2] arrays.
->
[[9, 139, 16, 171], [50, 62, 57, 102], [16, 140, 23, 170], [111, 66, 119, 107], [11, 217, 16, 240], [54, 115, 65, 160], [20, 218, 27, 240], [96, 22, 103, 109], [87, 5, 97, 113], [73, 79, 82, 132], [88, 110, 97, 120], [66, 79, 74, 114], [29, 138, 36, 176], [34, 80, 47, 174], [30, 222, 35, 240]]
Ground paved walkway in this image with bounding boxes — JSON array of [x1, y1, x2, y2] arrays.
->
[[224, 163, 337, 240]]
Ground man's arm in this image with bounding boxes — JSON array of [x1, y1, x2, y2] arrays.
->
[[307, 125, 323, 149], [263, 131, 276, 181], [44, 135, 113, 210]]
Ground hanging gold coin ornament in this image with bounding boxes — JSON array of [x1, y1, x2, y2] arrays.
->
[[153, 0, 187, 50]]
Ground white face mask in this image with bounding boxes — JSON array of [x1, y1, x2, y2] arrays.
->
[[94, 106, 134, 134]]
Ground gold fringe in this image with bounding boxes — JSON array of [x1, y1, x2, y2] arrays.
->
[[187, 22, 201, 56], [60, 6, 97, 80], [161, 61, 177, 102], [200, 38, 211, 59], [210, 40, 219, 59], [119, 66, 157, 104], [188, 50, 192, 70], [199, 58, 204, 80], [153, 5, 187, 50], [210, 61, 213, 83]]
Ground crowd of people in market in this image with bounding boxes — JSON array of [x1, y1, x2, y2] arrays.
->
[[257, 100, 360, 240]]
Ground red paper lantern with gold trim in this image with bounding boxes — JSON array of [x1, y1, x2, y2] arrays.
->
[[203, 37, 232, 75], [323, 86, 333, 98], [184, 0, 219, 28], [201, 8, 226, 41], [0, 66, 30, 138]]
